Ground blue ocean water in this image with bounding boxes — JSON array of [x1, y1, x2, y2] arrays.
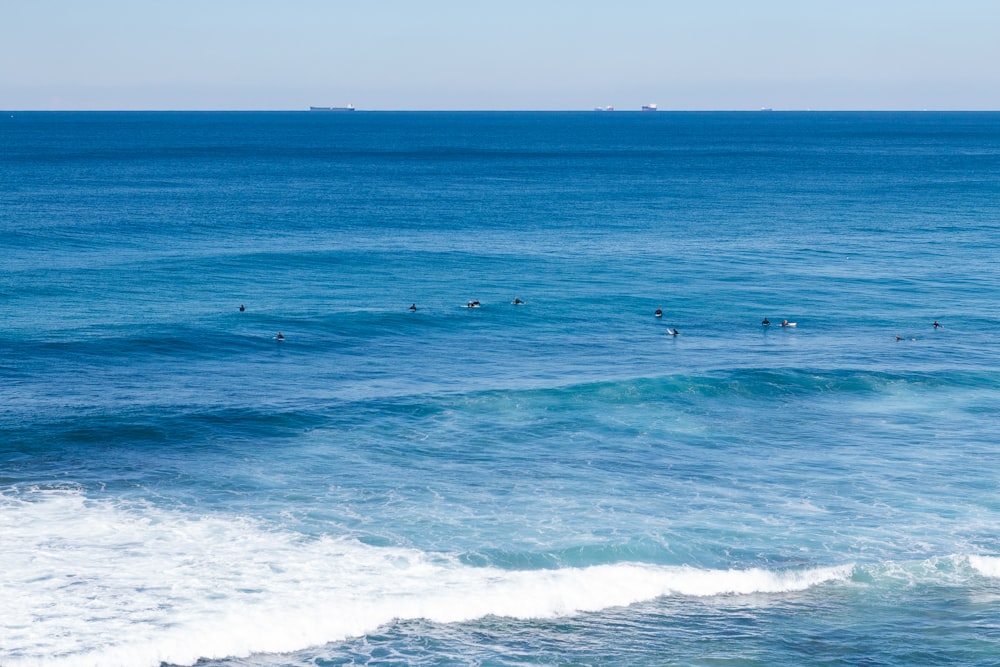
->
[[2, 110, 1000, 666]]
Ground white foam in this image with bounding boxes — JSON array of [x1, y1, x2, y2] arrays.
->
[[969, 555, 1000, 578], [1, 489, 851, 667]]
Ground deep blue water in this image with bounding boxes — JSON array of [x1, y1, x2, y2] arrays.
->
[[2, 111, 1000, 666]]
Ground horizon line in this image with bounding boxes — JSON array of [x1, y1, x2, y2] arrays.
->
[[5, 108, 999, 113]]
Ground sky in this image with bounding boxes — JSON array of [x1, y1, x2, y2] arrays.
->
[[2, 0, 999, 111]]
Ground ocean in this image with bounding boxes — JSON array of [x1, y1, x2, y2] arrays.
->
[[2, 110, 999, 666]]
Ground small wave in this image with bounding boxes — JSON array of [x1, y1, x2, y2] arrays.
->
[[435, 367, 1000, 410]]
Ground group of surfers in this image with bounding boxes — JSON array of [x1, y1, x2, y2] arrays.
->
[[244, 302, 942, 342]]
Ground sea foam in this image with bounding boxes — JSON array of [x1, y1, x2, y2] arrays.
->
[[969, 555, 1000, 578], [1, 488, 851, 667]]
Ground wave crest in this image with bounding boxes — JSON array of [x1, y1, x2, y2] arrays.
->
[[0, 489, 850, 667]]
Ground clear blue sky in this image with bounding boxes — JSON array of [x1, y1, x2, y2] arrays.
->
[[3, 0, 998, 110]]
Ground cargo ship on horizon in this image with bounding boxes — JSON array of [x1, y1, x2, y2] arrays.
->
[[309, 104, 355, 112]]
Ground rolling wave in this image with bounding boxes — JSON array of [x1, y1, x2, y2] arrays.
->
[[1, 488, 992, 667]]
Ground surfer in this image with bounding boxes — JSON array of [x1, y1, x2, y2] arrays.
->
[[239, 304, 245, 312], [513, 296, 524, 305], [276, 331, 284, 341], [409, 304, 417, 311], [761, 318, 770, 326], [781, 320, 790, 327], [655, 308, 663, 318], [933, 321, 941, 328], [668, 328, 679, 336]]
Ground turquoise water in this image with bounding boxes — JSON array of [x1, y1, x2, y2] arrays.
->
[[2, 111, 1000, 666]]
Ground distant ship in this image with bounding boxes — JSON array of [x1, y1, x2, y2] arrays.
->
[[641, 103, 658, 112], [309, 104, 355, 112], [594, 106, 615, 112]]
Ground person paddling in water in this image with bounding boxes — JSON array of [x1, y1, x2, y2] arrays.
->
[[276, 331, 284, 341], [655, 308, 663, 318], [762, 318, 770, 326]]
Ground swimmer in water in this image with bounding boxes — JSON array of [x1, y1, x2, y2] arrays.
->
[[239, 304, 245, 312], [762, 318, 770, 326], [655, 308, 663, 318]]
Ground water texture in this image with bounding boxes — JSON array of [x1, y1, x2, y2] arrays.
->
[[2, 111, 999, 666]]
